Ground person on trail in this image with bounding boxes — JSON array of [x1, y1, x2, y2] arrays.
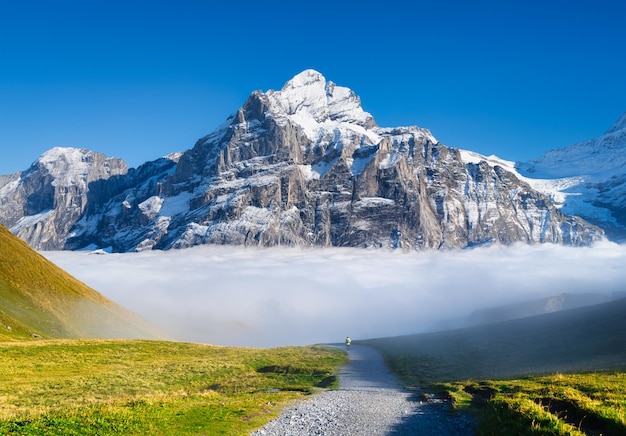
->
[[345, 336, 351, 349]]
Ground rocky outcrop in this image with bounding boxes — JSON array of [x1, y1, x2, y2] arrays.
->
[[0, 70, 605, 252]]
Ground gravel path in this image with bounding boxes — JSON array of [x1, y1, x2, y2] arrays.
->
[[251, 344, 475, 435]]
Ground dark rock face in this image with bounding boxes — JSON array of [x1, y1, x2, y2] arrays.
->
[[0, 71, 605, 252]]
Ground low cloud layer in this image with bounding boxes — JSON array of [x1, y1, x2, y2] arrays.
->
[[43, 241, 626, 348]]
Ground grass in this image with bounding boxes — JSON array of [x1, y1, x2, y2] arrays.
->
[[0, 224, 163, 341], [363, 298, 626, 435], [0, 339, 346, 435], [432, 373, 626, 436], [363, 344, 626, 436]]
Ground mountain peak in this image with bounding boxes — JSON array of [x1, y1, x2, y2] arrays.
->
[[35, 147, 94, 185], [39, 146, 90, 162], [282, 69, 326, 90], [266, 70, 376, 136], [34, 147, 127, 188], [605, 112, 626, 135]]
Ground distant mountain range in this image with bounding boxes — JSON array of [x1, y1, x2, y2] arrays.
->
[[1, 70, 622, 252], [517, 112, 626, 241], [0, 224, 163, 340]]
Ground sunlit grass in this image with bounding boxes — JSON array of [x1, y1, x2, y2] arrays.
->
[[0, 339, 346, 435], [431, 373, 626, 435]]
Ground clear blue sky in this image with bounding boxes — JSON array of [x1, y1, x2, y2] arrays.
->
[[1, 0, 625, 175]]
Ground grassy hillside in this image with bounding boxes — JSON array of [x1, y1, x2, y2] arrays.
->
[[0, 225, 163, 341], [363, 297, 626, 385], [364, 298, 626, 435], [0, 339, 345, 435]]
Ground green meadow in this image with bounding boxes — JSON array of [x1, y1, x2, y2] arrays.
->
[[0, 340, 345, 435]]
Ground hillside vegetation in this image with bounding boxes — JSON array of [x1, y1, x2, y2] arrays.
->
[[364, 298, 626, 435], [0, 339, 345, 435], [363, 297, 626, 385], [0, 224, 348, 434], [0, 225, 162, 341], [439, 372, 626, 435], [3, 219, 625, 434]]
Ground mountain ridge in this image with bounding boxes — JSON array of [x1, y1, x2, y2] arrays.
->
[[517, 111, 626, 241], [0, 70, 613, 252]]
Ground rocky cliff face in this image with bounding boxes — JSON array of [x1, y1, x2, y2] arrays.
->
[[0, 148, 179, 250], [0, 70, 605, 251], [0, 148, 129, 250]]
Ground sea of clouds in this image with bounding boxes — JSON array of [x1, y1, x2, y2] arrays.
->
[[43, 241, 626, 348]]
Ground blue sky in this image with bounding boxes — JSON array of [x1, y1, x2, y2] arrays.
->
[[1, 0, 624, 175]]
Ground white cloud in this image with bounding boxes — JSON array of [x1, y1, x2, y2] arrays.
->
[[42, 241, 626, 348]]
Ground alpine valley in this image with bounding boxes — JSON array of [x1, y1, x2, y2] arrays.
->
[[1, 70, 623, 252]]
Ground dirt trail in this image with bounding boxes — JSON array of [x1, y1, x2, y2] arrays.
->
[[252, 344, 474, 435]]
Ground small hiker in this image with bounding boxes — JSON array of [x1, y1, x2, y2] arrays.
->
[[345, 336, 351, 349]]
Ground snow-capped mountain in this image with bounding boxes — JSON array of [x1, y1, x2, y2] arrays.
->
[[0, 148, 178, 249], [0, 70, 606, 251], [517, 112, 626, 241], [0, 148, 128, 249]]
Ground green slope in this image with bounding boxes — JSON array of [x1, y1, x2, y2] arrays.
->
[[0, 224, 164, 341], [363, 296, 626, 384]]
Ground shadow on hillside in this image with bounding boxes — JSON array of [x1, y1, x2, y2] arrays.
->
[[387, 392, 475, 435], [364, 297, 626, 384]]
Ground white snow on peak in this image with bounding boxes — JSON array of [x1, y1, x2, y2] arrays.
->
[[606, 112, 626, 135], [508, 112, 626, 228], [34, 146, 128, 188], [265, 69, 379, 144], [164, 151, 184, 163], [458, 150, 511, 168], [459, 149, 577, 206], [519, 113, 626, 179], [37, 147, 96, 188], [283, 69, 326, 90]]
